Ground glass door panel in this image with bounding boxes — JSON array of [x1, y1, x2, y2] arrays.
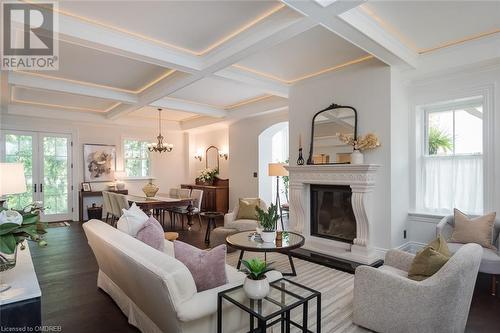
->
[[2, 131, 72, 222], [40, 134, 71, 221], [3, 132, 36, 210]]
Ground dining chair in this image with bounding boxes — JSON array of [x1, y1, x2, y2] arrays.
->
[[101, 191, 113, 224], [109, 193, 122, 227], [115, 193, 130, 212], [171, 189, 203, 231], [168, 188, 192, 230]]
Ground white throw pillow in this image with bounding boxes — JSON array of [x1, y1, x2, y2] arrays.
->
[[116, 203, 149, 236]]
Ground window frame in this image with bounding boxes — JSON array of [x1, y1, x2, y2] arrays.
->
[[122, 138, 152, 179], [413, 91, 492, 216]]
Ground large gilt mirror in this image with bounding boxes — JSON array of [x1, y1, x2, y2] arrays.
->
[[206, 145, 219, 171], [307, 103, 358, 165]]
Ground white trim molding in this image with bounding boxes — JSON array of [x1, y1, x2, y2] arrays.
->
[[286, 164, 381, 264]]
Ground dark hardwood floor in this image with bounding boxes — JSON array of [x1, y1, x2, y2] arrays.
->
[[29, 220, 499, 333]]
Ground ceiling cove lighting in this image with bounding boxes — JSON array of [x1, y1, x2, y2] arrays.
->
[[148, 108, 173, 153]]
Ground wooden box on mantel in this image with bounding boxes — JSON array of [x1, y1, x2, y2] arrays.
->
[[181, 177, 229, 213]]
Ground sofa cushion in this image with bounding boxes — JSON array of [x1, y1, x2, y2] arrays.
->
[[408, 246, 450, 281], [136, 216, 165, 251], [117, 203, 149, 236], [448, 242, 499, 274], [174, 241, 228, 292], [450, 209, 497, 250], [236, 198, 260, 220], [225, 219, 259, 231]]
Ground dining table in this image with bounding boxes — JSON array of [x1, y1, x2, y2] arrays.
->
[[126, 195, 195, 228]]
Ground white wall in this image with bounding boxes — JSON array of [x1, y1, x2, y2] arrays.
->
[[0, 114, 189, 221], [390, 68, 410, 247], [187, 127, 229, 182], [407, 62, 500, 245], [288, 59, 395, 250], [228, 111, 288, 209]]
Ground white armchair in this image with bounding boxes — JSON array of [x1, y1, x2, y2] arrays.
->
[[437, 215, 500, 295], [224, 199, 267, 231], [353, 244, 482, 333]]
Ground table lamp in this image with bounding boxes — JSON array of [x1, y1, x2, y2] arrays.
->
[[268, 163, 289, 230], [0, 163, 27, 209]]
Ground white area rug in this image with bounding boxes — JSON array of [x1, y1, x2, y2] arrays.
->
[[226, 251, 368, 332]]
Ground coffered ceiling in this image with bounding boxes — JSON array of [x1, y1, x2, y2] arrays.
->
[[2, 0, 499, 129]]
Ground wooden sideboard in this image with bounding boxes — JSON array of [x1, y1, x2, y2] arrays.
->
[[181, 178, 229, 213], [79, 189, 128, 221]]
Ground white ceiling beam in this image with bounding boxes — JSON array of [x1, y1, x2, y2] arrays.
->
[[151, 98, 227, 118], [107, 16, 314, 120], [181, 96, 288, 130], [57, 13, 202, 73], [8, 72, 137, 104], [215, 67, 289, 98], [282, 0, 419, 68]]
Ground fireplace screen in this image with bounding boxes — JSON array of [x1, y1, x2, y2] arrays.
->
[[310, 185, 356, 243]]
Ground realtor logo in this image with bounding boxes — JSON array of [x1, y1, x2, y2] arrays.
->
[[1, 1, 59, 70]]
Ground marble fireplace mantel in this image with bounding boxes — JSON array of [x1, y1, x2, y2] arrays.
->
[[285, 164, 381, 264]]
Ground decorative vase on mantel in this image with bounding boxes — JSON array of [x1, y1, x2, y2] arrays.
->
[[142, 179, 159, 197], [351, 149, 364, 165]]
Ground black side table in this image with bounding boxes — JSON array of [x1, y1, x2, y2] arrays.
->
[[200, 211, 223, 244], [217, 278, 321, 333]]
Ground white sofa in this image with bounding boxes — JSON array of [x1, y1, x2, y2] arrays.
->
[[224, 199, 267, 231], [83, 219, 282, 333]]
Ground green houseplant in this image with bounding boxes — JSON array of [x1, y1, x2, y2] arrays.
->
[[240, 258, 273, 299], [256, 203, 279, 243], [0, 203, 47, 292]]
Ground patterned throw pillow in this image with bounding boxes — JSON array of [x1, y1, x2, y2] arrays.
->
[[173, 240, 227, 292], [236, 198, 261, 220], [136, 216, 165, 252]]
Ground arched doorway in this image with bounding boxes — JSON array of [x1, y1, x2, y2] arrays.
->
[[258, 122, 289, 206]]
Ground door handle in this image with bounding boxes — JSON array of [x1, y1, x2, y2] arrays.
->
[[34, 184, 37, 193], [40, 184, 43, 192]]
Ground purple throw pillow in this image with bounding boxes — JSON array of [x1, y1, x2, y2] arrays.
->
[[173, 241, 227, 292], [136, 216, 165, 252]]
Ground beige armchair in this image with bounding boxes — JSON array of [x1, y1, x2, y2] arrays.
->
[[224, 199, 267, 231], [353, 244, 482, 333], [437, 214, 500, 295]]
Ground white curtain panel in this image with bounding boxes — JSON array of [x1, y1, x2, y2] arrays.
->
[[422, 155, 483, 215]]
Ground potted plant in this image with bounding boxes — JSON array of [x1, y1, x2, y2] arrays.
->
[[196, 168, 219, 186], [0, 202, 47, 292], [240, 258, 273, 300], [256, 203, 279, 243]]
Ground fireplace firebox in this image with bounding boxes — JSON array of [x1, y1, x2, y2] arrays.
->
[[310, 185, 356, 243]]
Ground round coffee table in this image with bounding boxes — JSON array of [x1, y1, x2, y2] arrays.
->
[[226, 231, 305, 276]]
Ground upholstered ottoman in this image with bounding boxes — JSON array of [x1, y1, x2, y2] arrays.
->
[[210, 227, 238, 253]]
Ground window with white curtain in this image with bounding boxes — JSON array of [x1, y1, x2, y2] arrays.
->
[[123, 139, 151, 177], [419, 97, 483, 215]]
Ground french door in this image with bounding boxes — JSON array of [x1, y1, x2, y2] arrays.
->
[[2, 130, 73, 222]]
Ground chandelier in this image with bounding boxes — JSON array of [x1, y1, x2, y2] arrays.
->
[[147, 108, 173, 153]]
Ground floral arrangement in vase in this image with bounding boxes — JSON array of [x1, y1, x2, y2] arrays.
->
[[196, 168, 219, 185], [337, 133, 381, 164], [240, 258, 274, 299]]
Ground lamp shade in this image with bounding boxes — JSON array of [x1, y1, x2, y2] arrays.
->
[[268, 163, 289, 177], [0, 163, 27, 195]]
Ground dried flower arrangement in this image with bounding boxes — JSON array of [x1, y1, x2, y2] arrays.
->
[[337, 133, 381, 151]]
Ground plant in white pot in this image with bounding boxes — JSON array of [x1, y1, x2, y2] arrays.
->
[[240, 258, 273, 300], [256, 204, 279, 243]]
